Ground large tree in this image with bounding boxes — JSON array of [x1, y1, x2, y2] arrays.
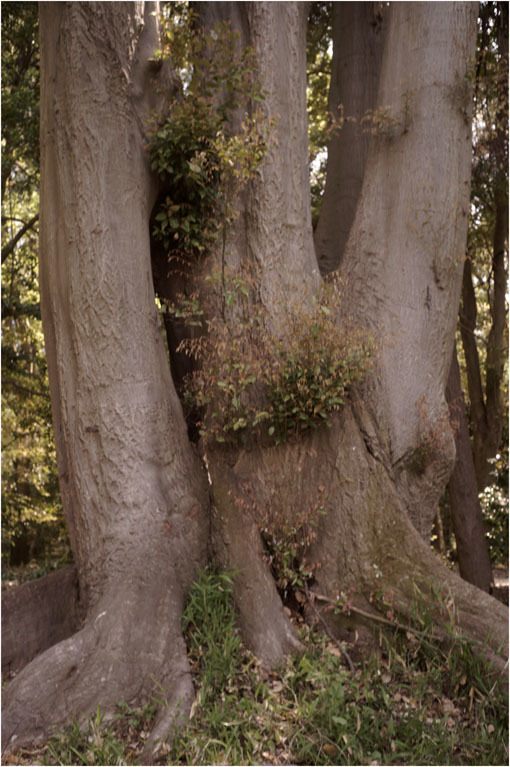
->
[[2, 1, 507, 760]]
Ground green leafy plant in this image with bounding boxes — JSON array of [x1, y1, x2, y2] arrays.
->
[[181, 567, 243, 706], [480, 450, 509, 565], [149, 13, 269, 260], [180, 270, 374, 447], [257, 486, 327, 599]]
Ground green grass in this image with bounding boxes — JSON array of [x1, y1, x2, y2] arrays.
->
[[9, 567, 508, 766]]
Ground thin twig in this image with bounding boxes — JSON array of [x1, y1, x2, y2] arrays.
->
[[302, 586, 355, 673], [311, 591, 443, 642], [1, 213, 39, 263]]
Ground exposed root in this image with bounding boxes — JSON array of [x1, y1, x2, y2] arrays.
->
[[1, 576, 195, 757], [140, 669, 195, 763], [209, 456, 303, 668]]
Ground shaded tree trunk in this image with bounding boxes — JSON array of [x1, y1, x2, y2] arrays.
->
[[198, 0, 507, 674], [446, 348, 493, 592], [314, 1, 386, 274], [2, 566, 79, 677]]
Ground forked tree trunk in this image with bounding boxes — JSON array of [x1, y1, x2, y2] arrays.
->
[[2, 1, 508, 758], [2, 2, 209, 757], [198, 0, 507, 673]]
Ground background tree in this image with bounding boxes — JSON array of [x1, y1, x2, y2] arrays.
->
[[2, 1, 508, 759], [443, 1, 508, 587], [460, 0, 508, 491], [313, 1, 385, 274], [1, 1, 67, 571]]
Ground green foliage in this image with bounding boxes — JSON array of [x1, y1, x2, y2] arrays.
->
[[257, 487, 327, 599], [149, 12, 269, 258], [480, 449, 509, 564], [43, 702, 157, 766], [182, 271, 373, 447], [1, 268, 66, 565], [181, 567, 243, 707], [1, 1, 40, 197], [1, 2, 67, 568], [306, 3, 332, 225]]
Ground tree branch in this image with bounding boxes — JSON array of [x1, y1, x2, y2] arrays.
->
[[2, 376, 50, 400], [1, 214, 39, 264], [303, 586, 355, 672]]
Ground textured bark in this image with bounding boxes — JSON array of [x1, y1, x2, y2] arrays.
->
[[228, 403, 507, 673], [314, 2, 385, 275], [339, 2, 476, 539], [197, 1, 316, 666], [446, 349, 493, 592], [198, 1, 318, 311], [1, 566, 80, 677], [3, 2, 507, 757], [2, 3, 209, 757], [196, 0, 507, 677]]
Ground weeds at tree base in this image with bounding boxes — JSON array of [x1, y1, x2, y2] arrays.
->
[[13, 566, 506, 766]]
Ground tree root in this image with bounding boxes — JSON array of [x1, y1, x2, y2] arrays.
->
[[209, 456, 303, 668], [1, 576, 195, 757], [2, 565, 80, 677]]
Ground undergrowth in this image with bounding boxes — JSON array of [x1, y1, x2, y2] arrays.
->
[[178, 271, 374, 447], [22, 567, 508, 766]]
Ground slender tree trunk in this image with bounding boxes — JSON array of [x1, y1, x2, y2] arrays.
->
[[314, 2, 385, 275], [461, 4, 508, 491], [459, 258, 488, 486], [2, 3, 209, 757], [446, 348, 493, 592], [461, 249, 507, 491]]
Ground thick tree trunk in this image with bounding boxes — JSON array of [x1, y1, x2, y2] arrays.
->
[[314, 2, 385, 275], [339, 2, 476, 540], [199, 0, 507, 676], [446, 349, 493, 592], [2, 1, 507, 758], [2, 3, 209, 757], [197, 1, 316, 666], [228, 402, 508, 673]]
